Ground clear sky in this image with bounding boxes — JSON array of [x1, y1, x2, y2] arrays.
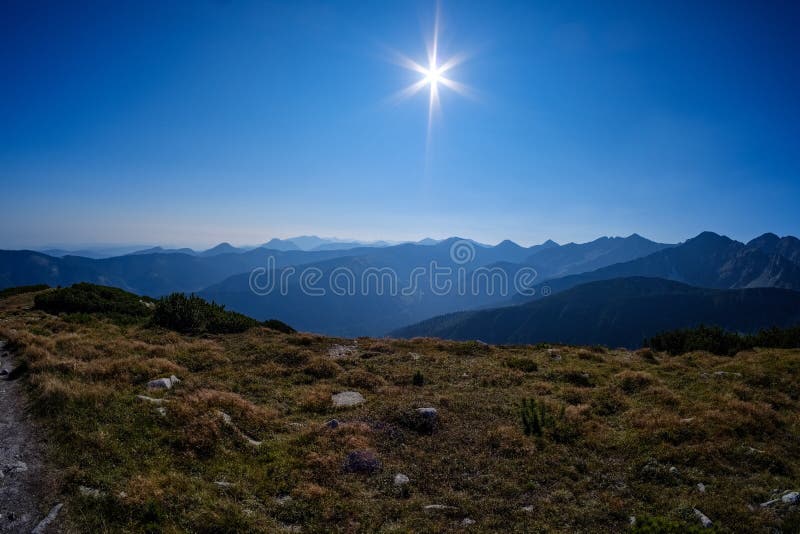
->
[[1, 0, 799, 249]]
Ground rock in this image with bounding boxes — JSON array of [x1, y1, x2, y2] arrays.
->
[[147, 378, 173, 390], [782, 491, 800, 504], [218, 410, 233, 424], [394, 473, 410, 486], [669, 466, 678, 474], [693, 508, 712, 528], [331, 391, 365, 407], [343, 450, 381, 474], [0, 369, 8, 376], [78, 485, 102, 498], [697, 482, 706, 493], [324, 419, 340, 429], [217, 410, 262, 446], [170, 375, 181, 385], [462, 518, 476, 526], [214, 481, 234, 488], [401, 407, 439, 434], [680, 417, 695, 423], [5, 460, 27, 473], [629, 516, 636, 526], [328, 344, 356, 359], [521, 505, 534, 513], [156, 407, 167, 417], [275, 495, 293, 505], [31, 503, 64, 534], [137, 395, 167, 404]]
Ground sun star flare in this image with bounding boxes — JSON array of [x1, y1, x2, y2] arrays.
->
[[390, 3, 472, 142]]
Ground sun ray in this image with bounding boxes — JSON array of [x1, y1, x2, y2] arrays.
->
[[388, 1, 472, 147]]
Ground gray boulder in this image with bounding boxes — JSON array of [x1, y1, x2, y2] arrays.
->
[[331, 391, 365, 407]]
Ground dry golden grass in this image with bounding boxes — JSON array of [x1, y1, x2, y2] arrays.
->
[[1, 291, 800, 532]]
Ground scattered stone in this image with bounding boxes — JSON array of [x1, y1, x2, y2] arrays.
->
[[146, 378, 173, 390], [409, 352, 422, 361], [156, 406, 167, 417], [137, 395, 168, 404], [697, 482, 706, 493], [629, 516, 636, 526], [328, 344, 356, 359], [521, 505, 534, 513], [214, 481, 234, 488], [275, 495, 293, 505], [31, 503, 64, 534], [217, 410, 262, 446], [324, 419, 340, 429], [343, 450, 381, 474], [5, 460, 28, 473], [462, 518, 476, 526], [693, 508, 712, 528], [417, 407, 438, 418], [680, 417, 695, 423], [669, 466, 679, 475], [394, 473, 410, 486], [218, 410, 233, 425], [331, 391, 365, 408], [78, 485, 102, 498], [783, 491, 800, 504]]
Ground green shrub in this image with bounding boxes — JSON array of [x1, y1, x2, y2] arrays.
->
[[520, 397, 564, 437], [152, 293, 259, 334], [631, 515, 710, 533], [34, 283, 152, 317], [264, 319, 296, 334], [505, 357, 538, 372], [645, 324, 800, 356], [0, 284, 49, 299], [412, 370, 425, 386]]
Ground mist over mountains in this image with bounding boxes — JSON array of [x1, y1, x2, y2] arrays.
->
[[3, 231, 799, 343]]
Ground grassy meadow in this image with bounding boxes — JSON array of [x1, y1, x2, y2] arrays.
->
[[1, 288, 799, 532]]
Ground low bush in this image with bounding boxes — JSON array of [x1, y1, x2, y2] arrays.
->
[[505, 356, 538, 372], [152, 293, 278, 334], [645, 324, 800, 356], [0, 284, 49, 299], [34, 283, 152, 317], [520, 397, 565, 437]]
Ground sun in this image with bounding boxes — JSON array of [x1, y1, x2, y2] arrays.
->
[[389, 2, 472, 142], [424, 65, 443, 85]]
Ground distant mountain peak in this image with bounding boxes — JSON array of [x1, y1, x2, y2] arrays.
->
[[495, 239, 522, 249]]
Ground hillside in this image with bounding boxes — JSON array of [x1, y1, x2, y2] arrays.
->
[[393, 277, 800, 346], [1, 287, 800, 532]]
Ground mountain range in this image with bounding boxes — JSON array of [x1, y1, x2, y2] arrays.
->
[[392, 277, 800, 347], [4, 231, 800, 341]]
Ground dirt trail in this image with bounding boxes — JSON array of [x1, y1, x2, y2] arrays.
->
[[0, 340, 61, 533]]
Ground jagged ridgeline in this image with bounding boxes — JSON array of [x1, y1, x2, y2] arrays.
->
[[31, 283, 294, 334]]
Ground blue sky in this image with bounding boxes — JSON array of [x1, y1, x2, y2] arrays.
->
[[1, 0, 799, 249]]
